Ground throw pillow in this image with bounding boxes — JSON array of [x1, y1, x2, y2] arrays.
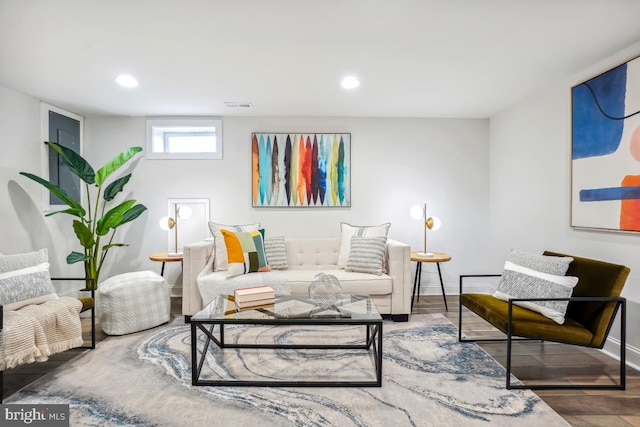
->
[[337, 222, 391, 269], [506, 249, 573, 276], [493, 260, 579, 324], [345, 236, 387, 275], [0, 262, 59, 312], [221, 229, 271, 278], [208, 222, 261, 271], [264, 236, 289, 270], [0, 248, 49, 274]]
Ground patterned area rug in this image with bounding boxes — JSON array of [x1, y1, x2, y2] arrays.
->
[[7, 314, 569, 426]]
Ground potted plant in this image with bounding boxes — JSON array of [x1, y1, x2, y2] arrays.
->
[[20, 142, 147, 290]]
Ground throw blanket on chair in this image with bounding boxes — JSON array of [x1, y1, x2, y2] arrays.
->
[[0, 297, 84, 370]]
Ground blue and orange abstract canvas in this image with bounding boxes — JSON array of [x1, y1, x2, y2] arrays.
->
[[571, 55, 640, 231], [252, 133, 351, 207]]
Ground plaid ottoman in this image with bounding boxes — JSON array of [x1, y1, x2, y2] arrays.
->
[[97, 271, 170, 335]]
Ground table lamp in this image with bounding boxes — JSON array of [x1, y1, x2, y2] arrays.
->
[[159, 203, 192, 256], [410, 203, 441, 257]]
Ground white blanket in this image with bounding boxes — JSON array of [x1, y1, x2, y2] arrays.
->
[[0, 296, 84, 370], [197, 268, 291, 308]]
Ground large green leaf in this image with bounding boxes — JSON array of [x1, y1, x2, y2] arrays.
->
[[73, 220, 95, 248], [95, 147, 142, 186], [44, 207, 84, 218], [103, 174, 131, 201], [118, 204, 147, 226], [96, 200, 136, 236], [19, 172, 86, 217], [67, 251, 90, 264], [46, 142, 95, 184], [102, 243, 128, 251]]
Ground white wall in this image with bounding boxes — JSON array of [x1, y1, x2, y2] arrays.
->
[[2, 102, 490, 299], [489, 41, 640, 366], [0, 85, 82, 290], [84, 116, 490, 295]]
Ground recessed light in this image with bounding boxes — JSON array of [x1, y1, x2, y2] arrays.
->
[[116, 75, 139, 88], [341, 76, 360, 89]]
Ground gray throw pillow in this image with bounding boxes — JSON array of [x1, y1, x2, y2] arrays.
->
[[345, 236, 387, 276], [0, 262, 58, 310], [0, 248, 48, 274], [506, 249, 573, 275], [264, 236, 289, 270], [493, 250, 578, 324]]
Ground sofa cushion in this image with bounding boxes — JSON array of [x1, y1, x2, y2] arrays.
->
[[264, 236, 289, 270], [221, 229, 271, 278], [337, 222, 390, 269], [208, 221, 261, 271], [284, 269, 392, 295], [345, 236, 387, 275]]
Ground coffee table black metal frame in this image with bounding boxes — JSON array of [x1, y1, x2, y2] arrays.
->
[[189, 295, 383, 387]]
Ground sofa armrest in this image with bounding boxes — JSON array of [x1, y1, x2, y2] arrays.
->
[[182, 240, 214, 316], [386, 238, 412, 316]]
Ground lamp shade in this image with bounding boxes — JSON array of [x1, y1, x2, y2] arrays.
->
[[410, 204, 424, 220]]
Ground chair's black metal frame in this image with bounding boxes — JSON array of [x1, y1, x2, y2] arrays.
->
[[0, 277, 95, 403], [458, 274, 626, 391]]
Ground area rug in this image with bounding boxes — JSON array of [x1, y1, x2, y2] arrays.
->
[[6, 314, 569, 426]]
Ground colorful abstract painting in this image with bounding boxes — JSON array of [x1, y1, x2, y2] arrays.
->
[[252, 133, 351, 207], [571, 55, 640, 231]]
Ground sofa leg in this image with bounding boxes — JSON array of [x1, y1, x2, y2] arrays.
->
[[391, 314, 409, 322]]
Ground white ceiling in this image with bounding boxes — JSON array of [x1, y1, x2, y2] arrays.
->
[[1, 0, 640, 119]]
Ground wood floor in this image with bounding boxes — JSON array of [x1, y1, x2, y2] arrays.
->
[[413, 295, 640, 427], [3, 296, 639, 426]]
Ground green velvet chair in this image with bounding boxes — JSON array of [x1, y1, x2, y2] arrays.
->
[[458, 251, 629, 390]]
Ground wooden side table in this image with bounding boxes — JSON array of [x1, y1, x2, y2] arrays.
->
[[411, 251, 452, 311], [149, 252, 183, 276]]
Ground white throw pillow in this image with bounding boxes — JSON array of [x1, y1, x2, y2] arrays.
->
[[208, 222, 261, 271], [337, 222, 390, 269], [493, 260, 578, 324]]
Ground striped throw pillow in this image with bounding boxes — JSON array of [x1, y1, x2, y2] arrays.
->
[[337, 222, 391, 269], [345, 236, 387, 276], [264, 236, 289, 270]]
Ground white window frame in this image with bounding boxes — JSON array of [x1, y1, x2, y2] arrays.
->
[[40, 103, 84, 212], [146, 118, 223, 160]]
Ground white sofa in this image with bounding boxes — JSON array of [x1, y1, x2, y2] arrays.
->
[[182, 237, 412, 321]]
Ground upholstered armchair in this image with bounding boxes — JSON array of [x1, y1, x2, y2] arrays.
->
[[458, 251, 629, 390]]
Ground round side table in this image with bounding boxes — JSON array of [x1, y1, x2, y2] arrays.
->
[[149, 252, 183, 276], [411, 251, 452, 311]]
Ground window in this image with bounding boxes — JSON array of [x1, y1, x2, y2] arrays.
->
[[146, 118, 223, 160]]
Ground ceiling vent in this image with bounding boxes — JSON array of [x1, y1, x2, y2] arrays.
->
[[224, 102, 254, 109]]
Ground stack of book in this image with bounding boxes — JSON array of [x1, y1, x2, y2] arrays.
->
[[233, 285, 275, 310]]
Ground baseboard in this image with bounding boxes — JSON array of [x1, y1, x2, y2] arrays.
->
[[603, 336, 640, 372]]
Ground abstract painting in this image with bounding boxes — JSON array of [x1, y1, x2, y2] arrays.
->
[[571, 55, 640, 231], [252, 133, 351, 207]]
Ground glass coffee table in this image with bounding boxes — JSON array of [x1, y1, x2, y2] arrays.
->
[[190, 294, 383, 387]]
